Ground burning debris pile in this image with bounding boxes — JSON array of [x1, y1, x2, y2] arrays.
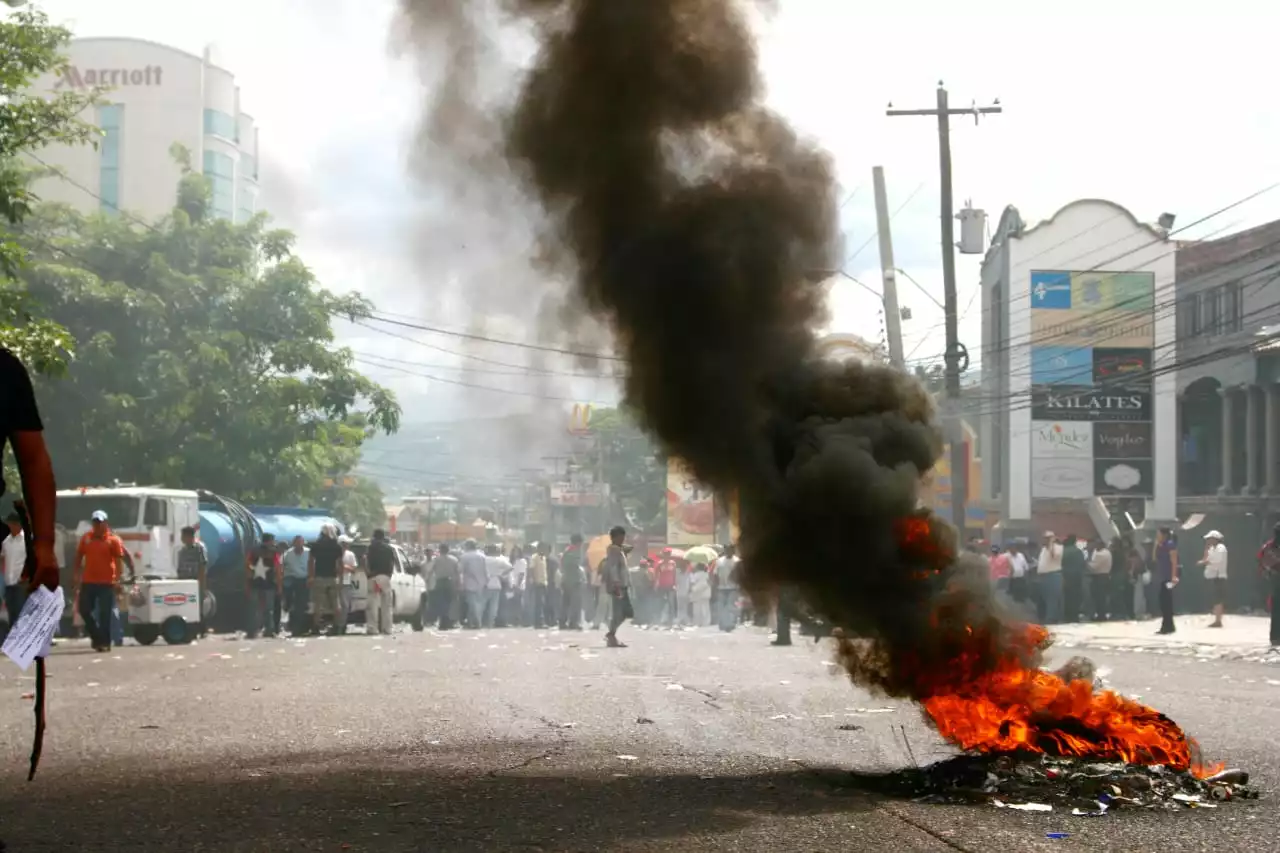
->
[[858, 755, 1256, 814]]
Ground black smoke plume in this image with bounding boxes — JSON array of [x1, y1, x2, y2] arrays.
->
[[395, 0, 1038, 699]]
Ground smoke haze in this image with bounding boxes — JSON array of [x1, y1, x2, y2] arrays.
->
[[394, 0, 1037, 700]]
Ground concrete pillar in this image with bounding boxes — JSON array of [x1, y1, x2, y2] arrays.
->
[[1218, 386, 1235, 495], [1244, 384, 1260, 494], [1267, 383, 1280, 495]]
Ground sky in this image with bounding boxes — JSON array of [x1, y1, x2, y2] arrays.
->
[[34, 0, 1280, 424]]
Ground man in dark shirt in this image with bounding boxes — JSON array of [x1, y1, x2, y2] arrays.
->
[[1154, 527, 1179, 635], [365, 529, 396, 636], [308, 525, 343, 635], [0, 348, 58, 592], [245, 533, 281, 639]]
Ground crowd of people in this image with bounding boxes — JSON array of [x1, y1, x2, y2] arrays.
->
[[415, 536, 746, 641], [984, 523, 1280, 643]]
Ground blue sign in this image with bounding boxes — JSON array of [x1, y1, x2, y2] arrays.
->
[[1030, 271, 1072, 310], [1032, 345, 1094, 385]]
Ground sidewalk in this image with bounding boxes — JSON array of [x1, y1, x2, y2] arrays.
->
[[1050, 615, 1280, 663]]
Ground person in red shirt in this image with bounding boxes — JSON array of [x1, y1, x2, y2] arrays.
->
[[73, 510, 127, 652], [988, 544, 1012, 595]]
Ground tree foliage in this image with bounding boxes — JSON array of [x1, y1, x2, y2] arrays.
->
[[0, 7, 98, 371], [587, 406, 665, 532], [323, 476, 387, 539], [14, 165, 401, 504]]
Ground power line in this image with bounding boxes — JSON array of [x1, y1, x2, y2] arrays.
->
[[364, 312, 624, 362]]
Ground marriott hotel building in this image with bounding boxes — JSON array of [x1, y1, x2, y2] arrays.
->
[[29, 37, 259, 223]]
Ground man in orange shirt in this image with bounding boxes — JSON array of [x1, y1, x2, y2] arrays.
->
[[73, 510, 127, 652]]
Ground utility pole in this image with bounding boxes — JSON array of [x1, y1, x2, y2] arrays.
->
[[887, 82, 1000, 535], [871, 166, 905, 369]]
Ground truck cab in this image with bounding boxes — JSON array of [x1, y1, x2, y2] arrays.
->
[[55, 486, 200, 581]]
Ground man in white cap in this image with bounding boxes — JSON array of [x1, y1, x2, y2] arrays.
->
[[1198, 530, 1228, 628], [1036, 531, 1064, 624]]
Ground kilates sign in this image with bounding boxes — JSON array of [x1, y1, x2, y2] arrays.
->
[[54, 65, 163, 89], [1031, 386, 1150, 422], [1028, 267, 1156, 499]]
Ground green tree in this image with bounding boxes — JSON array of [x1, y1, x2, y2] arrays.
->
[[588, 406, 665, 532], [13, 164, 401, 504], [324, 476, 387, 539], [0, 7, 99, 371]]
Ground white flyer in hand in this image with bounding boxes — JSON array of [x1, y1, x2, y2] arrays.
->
[[2, 586, 64, 671]]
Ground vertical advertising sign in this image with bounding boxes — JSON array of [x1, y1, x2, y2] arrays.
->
[[1028, 270, 1155, 499], [666, 457, 715, 546]]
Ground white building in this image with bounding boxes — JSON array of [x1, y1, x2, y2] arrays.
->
[[28, 37, 259, 223], [979, 199, 1177, 533]]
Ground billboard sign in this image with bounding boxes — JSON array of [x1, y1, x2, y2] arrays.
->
[[1093, 458, 1154, 497], [1031, 385, 1150, 422], [1092, 347, 1152, 387], [1028, 269, 1157, 501], [1031, 458, 1094, 498], [1031, 310, 1154, 349], [666, 457, 715, 546], [1031, 421, 1094, 459], [1093, 421, 1152, 459], [550, 482, 608, 507]]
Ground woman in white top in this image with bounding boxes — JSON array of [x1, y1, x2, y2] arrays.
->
[[687, 563, 712, 626], [1198, 530, 1228, 628]]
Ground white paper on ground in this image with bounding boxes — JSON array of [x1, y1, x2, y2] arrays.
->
[[2, 586, 64, 671]]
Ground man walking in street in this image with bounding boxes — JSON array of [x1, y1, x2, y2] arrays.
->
[[714, 544, 740, 631], [245, 533, 281, 639], [559, 534, 585, 630], [337, 536, 360, 635], [177, 525, 209, 638], [430, 543, 459, 630], [2, 512, 27, 640], [459, 539, 488, 629], [73, 510, 128, 653], [365, 529, 395, 636], [601, 525, 633, 648], [281, 536, 311, 635], [482, 544, 508, 629], [1061, 535, 1087, 623], [308, 525, 343, 635]]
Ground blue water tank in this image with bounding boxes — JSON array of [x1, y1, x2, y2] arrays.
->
[[199, 504, 345, 574]]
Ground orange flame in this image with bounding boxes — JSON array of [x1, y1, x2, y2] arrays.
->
[[892, 516, 1221, 778], [919, 623, 1220, 777]]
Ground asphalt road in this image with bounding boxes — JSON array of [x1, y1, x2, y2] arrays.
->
[[0, 621, 1275, 852]]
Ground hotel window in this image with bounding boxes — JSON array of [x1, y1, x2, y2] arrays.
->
[[97, 104, 123, 214], [203, 109, 238, 142], [202, 150, 235, 221]]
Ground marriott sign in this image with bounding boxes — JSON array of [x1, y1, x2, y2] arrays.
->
[[54, 65, 163, 90]]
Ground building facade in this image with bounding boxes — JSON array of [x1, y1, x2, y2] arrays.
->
[[29, 37, 259, 223], [979, 199, 1177, 537], [1175, 220, 1280, 502]]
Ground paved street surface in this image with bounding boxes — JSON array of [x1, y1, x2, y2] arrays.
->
[[0, 622, 1275, 852]]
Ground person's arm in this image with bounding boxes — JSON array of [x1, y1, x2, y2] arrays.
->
[[275, 554, 283, 595], [113, 538, 129, 586], [121, 545, 136, 581], [198, 544, 208, 593], [308, 551, 316, 584], [1170, 548, 1180, 584]]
